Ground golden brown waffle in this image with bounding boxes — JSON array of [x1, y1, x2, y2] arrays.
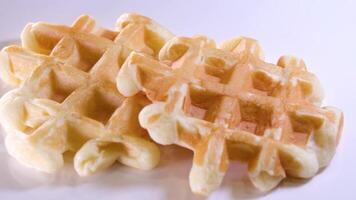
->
[[117, 36, 344, 195], [0, 13, 173, 175]]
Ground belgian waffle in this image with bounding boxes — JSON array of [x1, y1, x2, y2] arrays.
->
[[0, 13, 173, 175], [117, 36, 344, 195]]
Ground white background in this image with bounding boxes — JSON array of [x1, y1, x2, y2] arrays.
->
[[0, 0, 355, 199]]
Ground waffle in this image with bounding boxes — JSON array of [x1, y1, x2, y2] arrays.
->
[[117, 36, 344, 195], [0, 13, 173, 175]]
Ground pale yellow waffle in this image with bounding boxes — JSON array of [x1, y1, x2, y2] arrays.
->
[[0, 13, 173, 175], [117, 36, 344, 195]]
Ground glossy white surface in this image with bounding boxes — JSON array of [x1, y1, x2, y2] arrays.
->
[[0, 0, 355, 199]]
